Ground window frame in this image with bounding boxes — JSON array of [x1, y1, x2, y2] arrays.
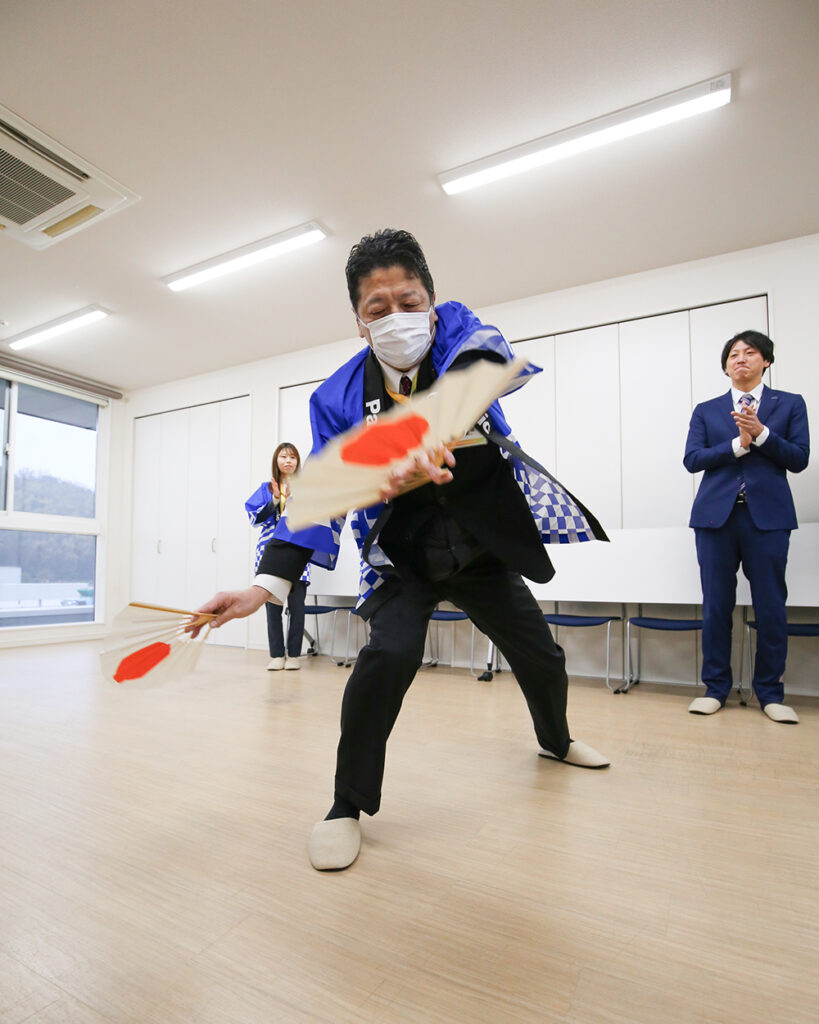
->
[[0, 371, 109, 631], [0, 379, 10, 510]]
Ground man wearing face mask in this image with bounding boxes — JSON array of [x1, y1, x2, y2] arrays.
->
[[197, 229, 611, 871]]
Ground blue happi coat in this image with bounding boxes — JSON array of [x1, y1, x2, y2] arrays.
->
[[273, 301, 599, 609], [245, 483, 311, 583]]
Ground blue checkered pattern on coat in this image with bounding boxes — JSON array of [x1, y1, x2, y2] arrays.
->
[[510, 457, 595, 544], [351, 507, 391, 607]]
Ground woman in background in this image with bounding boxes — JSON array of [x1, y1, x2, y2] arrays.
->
[[245, 442, 310, 670]]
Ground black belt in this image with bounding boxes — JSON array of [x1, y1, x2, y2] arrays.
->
[[736, 493, 747, 504]]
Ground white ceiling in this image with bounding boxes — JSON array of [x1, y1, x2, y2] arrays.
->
[[1, 0, 818, 392]]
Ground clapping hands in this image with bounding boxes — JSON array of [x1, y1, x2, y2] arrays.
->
[[731, 406, 763, 448]]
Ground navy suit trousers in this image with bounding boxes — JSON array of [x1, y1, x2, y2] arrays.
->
[[695, 503, 790, 705]]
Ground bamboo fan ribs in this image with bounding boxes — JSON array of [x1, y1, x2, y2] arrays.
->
[[100, 602, 216, 687]]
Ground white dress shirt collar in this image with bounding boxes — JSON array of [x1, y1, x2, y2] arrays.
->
[[731, 381, 765, 407], [376, 356, 423, 397]]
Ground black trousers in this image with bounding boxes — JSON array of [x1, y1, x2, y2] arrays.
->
[[266, 579, 307, 657], [334, 554, 571, 816]]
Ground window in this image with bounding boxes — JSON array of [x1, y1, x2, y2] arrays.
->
[[13, 385, 98, 517], [0, 376, 105, 630], [0, 380, 8, 510], [0, 531, 96, 627]]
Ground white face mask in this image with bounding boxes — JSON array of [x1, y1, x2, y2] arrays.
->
[[362, 308, 434, 371]]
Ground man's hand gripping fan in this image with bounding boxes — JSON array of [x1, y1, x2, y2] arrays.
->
[[285, 357, 528, 530]]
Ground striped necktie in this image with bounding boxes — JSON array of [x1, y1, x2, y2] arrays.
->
[[737, 393, 756, 498]]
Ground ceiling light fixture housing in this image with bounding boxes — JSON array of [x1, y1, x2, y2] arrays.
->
[[163, 221, 327, 292], [438, 74, 732, 195], [5, 306, 110, 351]]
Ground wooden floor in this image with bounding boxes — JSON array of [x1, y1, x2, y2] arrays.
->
[[0, 642, 816, 1024]]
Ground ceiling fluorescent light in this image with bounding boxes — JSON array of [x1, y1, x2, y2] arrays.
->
[[163, 221, 327, 292], [6, 305, 109, 351], [439, 74, 732, 195]]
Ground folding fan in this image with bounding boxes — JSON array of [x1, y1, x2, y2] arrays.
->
[[100, 602, 216, 688], [286, 357, 527, 530]]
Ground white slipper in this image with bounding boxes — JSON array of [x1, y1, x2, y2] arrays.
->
[[539, 739, 610, 768], [308, 817, 361, 871], [688, 696, 723, 715], [267, 657, 285, 671], [762, 703, 799, 724]]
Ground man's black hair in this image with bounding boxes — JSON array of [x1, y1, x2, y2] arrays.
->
[[721, 329, 775, 371], [346, 229, 435, 310]]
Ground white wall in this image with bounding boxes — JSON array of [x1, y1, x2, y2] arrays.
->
[[480, 233, 819, 524], [8, 233, 817, 693], [109, 229, 819, 698]]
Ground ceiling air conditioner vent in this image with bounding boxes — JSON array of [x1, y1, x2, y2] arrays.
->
[[0, 147, 76, 224], [0, 103, 139, 249]]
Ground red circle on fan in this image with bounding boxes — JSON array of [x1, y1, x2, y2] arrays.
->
[[114, 641, 172, 682], [340, 414, 430, 466]]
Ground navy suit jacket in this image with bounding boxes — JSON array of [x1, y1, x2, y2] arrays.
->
[[684, 385, 810, 531]]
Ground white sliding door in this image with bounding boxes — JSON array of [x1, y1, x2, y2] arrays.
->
[[185, 403, 220, 614], [690, 296, 769, 407], [277, 380, 361, 601], [213, 397, 252, 646], [131, 397, 251, 647], [505, 336, 556, 472], [131, 415, 161, 602], [688, 297, 770, 503], [620, 311, 692, 528], [555, 324, 622, 532], [156, 408, 190, 608]]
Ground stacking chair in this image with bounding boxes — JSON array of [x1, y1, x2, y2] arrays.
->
[[423, 607, 469, 668], [472, 636, 502, 681], [339, 606, 368, 668], [303, 597, 353, 663], [544, 611, 622, 691], [622, 609, 703, 693], [470, 608, 623, 687], [740, 618, 819, 705]]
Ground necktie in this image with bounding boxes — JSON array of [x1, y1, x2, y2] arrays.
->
[[737, 394, 755, 498], [400, 375, 412, 397]]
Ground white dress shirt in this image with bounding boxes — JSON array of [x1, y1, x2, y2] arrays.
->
[[731, 382, 770, 457]]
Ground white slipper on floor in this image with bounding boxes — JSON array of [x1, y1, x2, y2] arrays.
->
[[308, 817, 361, 871], [688, 696, 723, 715], [539, 739, 610, 768], [762, 703, 799, 724]]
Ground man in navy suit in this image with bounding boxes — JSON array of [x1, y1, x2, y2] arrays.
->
[[684, 330, 810, 722]]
